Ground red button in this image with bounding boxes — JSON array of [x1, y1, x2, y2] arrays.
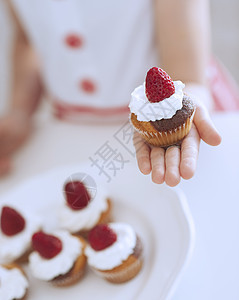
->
[[80, 79, 97, 93], [65, 34, 83, 48]]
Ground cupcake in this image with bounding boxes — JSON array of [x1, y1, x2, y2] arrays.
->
[[0, 205, 41, 264], [58, 175, 112, 234], [0, 264, 29, 300], [129, 67, 196, 147], [85, 223, 143, 283], [29, 230, 87, 287]]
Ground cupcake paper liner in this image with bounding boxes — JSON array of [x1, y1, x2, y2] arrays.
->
[[91, 237, 143, 284], [131, 109, 195, 147], [51, 236, 87, 287], [51, 266, 85, 287], [93, 255, 143, 284]]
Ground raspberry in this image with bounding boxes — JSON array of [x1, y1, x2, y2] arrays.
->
[[64, 181, 91, 210], [0, 206, 25, 236], [32, 231, 62, 259], [145, 67, 175, 102], [88, 224, 117, 251]]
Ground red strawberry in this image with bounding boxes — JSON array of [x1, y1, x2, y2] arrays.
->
[[145, 67, 175, 102], [88, 224, 117, 251], [64, 181, 91, 210], [32, 231, 62, 259], [0, 206, 25, 236]]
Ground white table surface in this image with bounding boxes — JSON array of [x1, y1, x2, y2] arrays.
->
[[0, 105, 238, 299], [173, 111, 239, 300]]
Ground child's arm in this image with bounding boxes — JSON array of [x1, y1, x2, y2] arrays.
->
[[155, 0, 214, 109], [135, 0, 221, 186], [0, 4, 43, 175]]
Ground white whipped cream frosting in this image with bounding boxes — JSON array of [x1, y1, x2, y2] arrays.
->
[[58, 187, 109, 232], [129, 80, 185, 121], [0, 208, 41, 264], [0, 266, 28, 300], [29, 230, 83, 280], [85, 223, 137, 270]]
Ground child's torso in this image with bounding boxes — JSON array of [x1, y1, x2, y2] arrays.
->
[[11, 0, 157, 119]]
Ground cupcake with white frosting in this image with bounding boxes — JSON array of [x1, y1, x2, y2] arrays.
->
[[0, 264, 29, 300], [29, 230, 86, 287], [0, 205, 41, 264], [129, 67, 195, 147], [58, 176, 112, 234], [85, 223, 143, 283]]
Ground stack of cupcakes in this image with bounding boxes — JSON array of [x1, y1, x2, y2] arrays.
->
[[0, 172, 144, 299]]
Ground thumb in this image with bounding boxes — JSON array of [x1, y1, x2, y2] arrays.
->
[[193, 104, 222, 146]]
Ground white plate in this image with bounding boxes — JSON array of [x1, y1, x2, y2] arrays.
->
[[0, 163, 195, 300]]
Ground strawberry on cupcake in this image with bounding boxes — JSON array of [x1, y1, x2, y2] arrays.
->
[[0, 205, 41, 264], [129, 67, 195, 147], [58, 178, 112, 234], [85, 223, 143, 283]]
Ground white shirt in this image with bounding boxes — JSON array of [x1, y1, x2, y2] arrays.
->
[[11, 0, 157, 120]]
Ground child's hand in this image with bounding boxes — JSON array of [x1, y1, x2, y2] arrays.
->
[[133, 101, 222, 187], [0, 111, 31, 176]]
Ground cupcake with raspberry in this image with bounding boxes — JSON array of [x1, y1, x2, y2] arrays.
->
[[85, 223, 143, 283], [129, 67, 195, 147], [29, 230, 87, 287], [58, 176, 112, 234], [0, 264, 29, 300], [0, 205, 41, 264]]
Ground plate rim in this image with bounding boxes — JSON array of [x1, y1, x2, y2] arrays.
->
[[164, 186, 195, 300]]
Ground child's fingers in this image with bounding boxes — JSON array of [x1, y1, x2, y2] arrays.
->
[[133, 132, 151, 174], [165, 146, 181, 186], [150, 147, 165, 184], [194, 104, 222, 146], [180, 124, 200, 180]]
